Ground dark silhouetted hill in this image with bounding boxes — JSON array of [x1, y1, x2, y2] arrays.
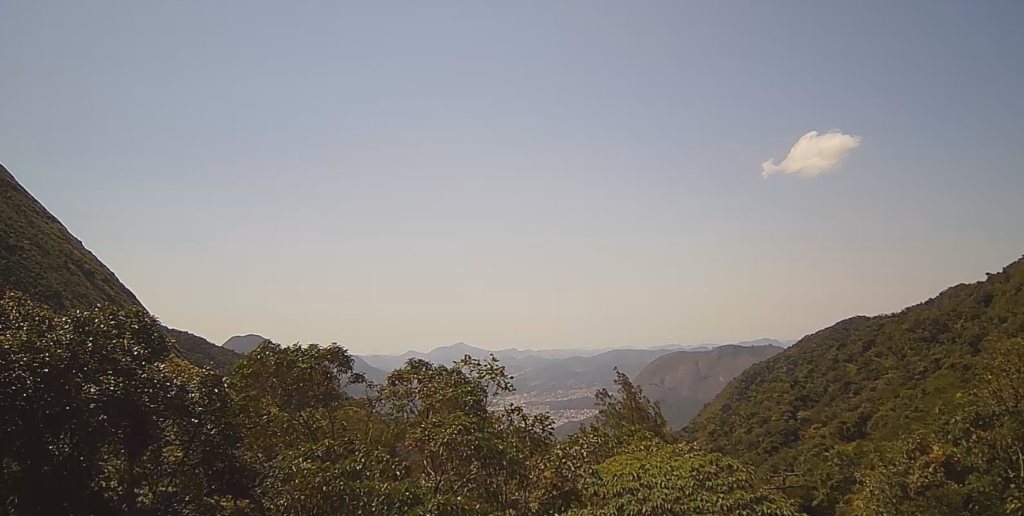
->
[[223, 334, 269, 354]]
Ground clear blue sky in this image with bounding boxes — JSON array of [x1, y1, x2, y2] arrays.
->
[[2, 1, 1022, 353]]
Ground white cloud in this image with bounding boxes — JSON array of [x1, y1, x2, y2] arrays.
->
[[762, 130, 862, 178]]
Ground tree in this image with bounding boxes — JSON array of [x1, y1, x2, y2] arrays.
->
[[0, 292, 246, 516], [228, 341, 417, 515], [567, 440, 802, 516], [531, 370, 684, 515], [592, 370, 671, 443], [841, 434, 965, 516], [373, 355, 555, 515], [842, 337, 1024, 516]]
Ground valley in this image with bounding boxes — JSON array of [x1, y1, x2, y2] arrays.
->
[[4, 3, 1022, 513]]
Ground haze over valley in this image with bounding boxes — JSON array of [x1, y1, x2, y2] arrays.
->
[[3, 2, 1023, 515]]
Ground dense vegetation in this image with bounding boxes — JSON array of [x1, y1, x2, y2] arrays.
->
[[0, 292, 799, 515], [683, 257, 1024, 515], [165, 328, 241, 374], [0, 164, 141, 311]]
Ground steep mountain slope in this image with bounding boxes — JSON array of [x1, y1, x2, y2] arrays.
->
[[635, 344, 784, 429], [351, 356, 388, 385], [0, 163, 232, 370], [223, 334, 269, 354], [0, 164, 141, 310], [166, 328, 241, 373], [683, 256, 1024, 511]]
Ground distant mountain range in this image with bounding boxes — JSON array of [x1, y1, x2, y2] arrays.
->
[[360, 338, 793, 374], [359, 339, 789, 435]]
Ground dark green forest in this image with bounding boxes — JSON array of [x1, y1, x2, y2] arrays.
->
[[683, 257, 1024, 515]]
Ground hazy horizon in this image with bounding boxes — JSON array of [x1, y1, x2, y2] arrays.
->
[[3, 1, 1022, 354], [245, 336, 794, 357]]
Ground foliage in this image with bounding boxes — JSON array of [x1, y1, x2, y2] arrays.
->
[[567, 440, 801, 516], [165, 328, 241, 374], [532, 372, 805, 516], [0, 164, 141, 311], [228, 346, 565, 515], [593, 369, 672, 443], [0, 292, 247, 515], [683, 257, 1024, 514], [370, 355, 556, 515], [2, 296, 805, 516], [226, 341, 413, 515], [840, 337, 1024, 516]]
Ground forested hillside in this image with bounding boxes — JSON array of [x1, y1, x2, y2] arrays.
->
[[165, 328, 241, 373], [684, 257, 1024, 515], [0, 163, 240, 372], [0, 164, 141, 310]]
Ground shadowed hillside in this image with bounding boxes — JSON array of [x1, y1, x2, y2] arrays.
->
[[635, 344, 784, 429], [166, 328, 241, 373]]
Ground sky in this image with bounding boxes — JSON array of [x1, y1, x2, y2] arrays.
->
[[2, 1, 1023, 354]]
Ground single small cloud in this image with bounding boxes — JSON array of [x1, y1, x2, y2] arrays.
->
[[762, 130, 862, 178]]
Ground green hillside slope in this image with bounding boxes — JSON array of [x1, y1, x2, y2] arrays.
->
[[0, 164, 141, 310], [0, 163, 236, 371], [166, 328, 241, 373], [682, 256, 1024, 513]]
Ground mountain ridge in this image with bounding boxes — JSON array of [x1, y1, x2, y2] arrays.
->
[[0, 163, 143, 311], [0, 162, 236, 371], [360, 338, 793, 371], [682, 255, 1024, 513]]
